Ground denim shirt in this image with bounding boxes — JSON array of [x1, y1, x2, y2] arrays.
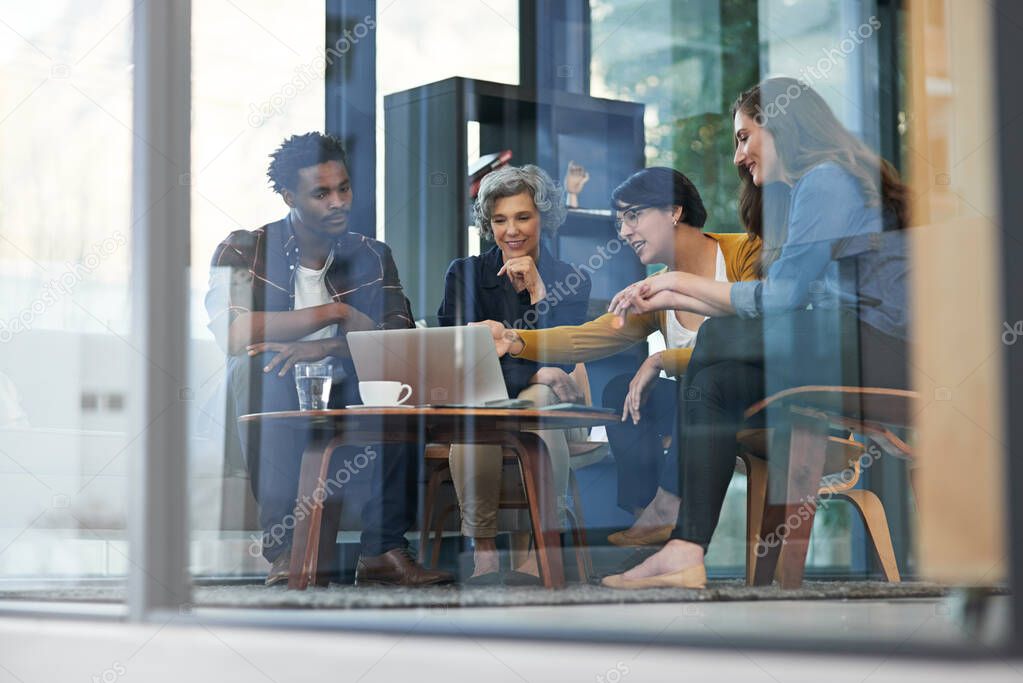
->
[[437, 244, 591, 397], [729, 163, 909, 340]]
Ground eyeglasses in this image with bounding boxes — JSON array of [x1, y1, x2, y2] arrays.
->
[[614, 204, 656, 232]]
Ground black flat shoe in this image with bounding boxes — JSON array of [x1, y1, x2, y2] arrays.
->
[[463, 572, 503, 586], [502, 570, 541, 586], [463, 570, 541, 586]]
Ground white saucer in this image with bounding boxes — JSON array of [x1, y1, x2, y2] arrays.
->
[[344, 404, 416, 409]]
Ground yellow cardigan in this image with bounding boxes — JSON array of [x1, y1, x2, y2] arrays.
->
[[514, 232, 761, 376]]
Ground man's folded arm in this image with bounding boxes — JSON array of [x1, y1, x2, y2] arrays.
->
[[225, 305, 351, 356], [206, 237, 355, 355]]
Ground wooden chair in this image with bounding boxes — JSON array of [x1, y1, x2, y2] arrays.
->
[[661, 425, 899, 586], [737, 427, 901, 586], [421, 363, 604, 581], [742, 386, 917, 588], [740, 232, 917, 587]]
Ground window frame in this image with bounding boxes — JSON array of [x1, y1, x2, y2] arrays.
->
[[6, 0, 1022, 661]]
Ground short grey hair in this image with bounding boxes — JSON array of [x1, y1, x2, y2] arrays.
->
[[473, 164, 567, 240]]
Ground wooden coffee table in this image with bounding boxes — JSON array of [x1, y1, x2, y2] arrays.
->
[[239, 407, 618, 589]]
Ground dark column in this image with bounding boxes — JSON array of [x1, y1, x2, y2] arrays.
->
[[326, 0, 377, 238], [995, 0, 1023, 655], [519, 0, 591, 94], [719, 0, 760, 111]]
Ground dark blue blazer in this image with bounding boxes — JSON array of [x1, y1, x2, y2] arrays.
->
[[437, 244, 591, 396]]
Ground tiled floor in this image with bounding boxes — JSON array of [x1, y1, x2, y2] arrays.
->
[[193, 594, 1009, 649], [0, 592, 1009, 651], [0, 600, 1017, 683]]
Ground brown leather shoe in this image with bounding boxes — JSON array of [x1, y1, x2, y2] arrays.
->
[[355, 547, 454, 587]]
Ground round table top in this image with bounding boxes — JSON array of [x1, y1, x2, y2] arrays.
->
[[239, 406, 619, 432]]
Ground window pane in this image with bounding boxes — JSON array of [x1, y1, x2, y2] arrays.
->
[[581, 0, 1008, 649], [592, 0, 754, 232], [377, 0, 518, 95], [375, 0, 518, 239], [179, 0, 1009, 651], [0, 0, 132, 599], [41, 0, 1006, 656], [188, 0, 325, 584]]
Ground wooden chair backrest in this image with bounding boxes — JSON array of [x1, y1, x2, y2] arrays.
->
[[743, 386, 918, 426]]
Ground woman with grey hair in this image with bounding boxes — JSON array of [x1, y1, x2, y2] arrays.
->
[[437, 164, 591, 583]]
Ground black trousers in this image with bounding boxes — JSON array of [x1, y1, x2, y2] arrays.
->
[[227, 351, 417, 562], [602, 374, 680, 512], [670, 310, 910, 550]]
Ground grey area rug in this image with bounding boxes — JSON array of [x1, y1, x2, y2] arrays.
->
[[0, 581, 977, 609]]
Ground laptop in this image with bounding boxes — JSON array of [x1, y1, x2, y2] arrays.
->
[[347, 325, 510, 407]]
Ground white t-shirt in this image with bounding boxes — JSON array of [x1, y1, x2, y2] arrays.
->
[[294, 252, 338, 342], [649, 244, 728, 379], [662, 243, 727, 350]]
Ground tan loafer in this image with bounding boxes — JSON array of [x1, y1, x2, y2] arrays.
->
[[264, 552, 291, 587], [607, 525, 674, 547], [601, 564, 707, 590]]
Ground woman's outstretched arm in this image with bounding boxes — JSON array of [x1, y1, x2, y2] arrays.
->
[[607, 271, 735, 326]]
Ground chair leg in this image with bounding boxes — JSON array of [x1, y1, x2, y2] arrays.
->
[[511, 432, 565, 588], [509, 532, 533, 574], [740, 454, 768, 586], [751, 428, 789, 587], [754, 408, 830, 589], [432, 504, 458, 568], [563, 510, 587, 582], [421, 462, 448, 567], [833, 489, 901, 582], [314, 500, 343, 587], [288, 435, 344, 590], [908, 465, 921, 508], [568, 470, 592, 582]]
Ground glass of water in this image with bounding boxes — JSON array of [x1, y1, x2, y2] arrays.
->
[[294, 362, 332, 410]]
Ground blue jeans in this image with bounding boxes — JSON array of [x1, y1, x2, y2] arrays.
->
[[227, 351, 416, 561]]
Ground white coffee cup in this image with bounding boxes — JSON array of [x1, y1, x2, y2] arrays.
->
[[358, 380, 413, 406]]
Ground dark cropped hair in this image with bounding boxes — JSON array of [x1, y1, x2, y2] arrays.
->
[[267, 132, 349, 194], [610, 167, 708, 228]]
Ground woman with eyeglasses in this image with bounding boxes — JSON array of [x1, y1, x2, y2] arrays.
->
[[480, 167, 761, 545]]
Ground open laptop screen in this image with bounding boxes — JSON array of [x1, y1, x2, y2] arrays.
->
[[347, 325, 509, 406]]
